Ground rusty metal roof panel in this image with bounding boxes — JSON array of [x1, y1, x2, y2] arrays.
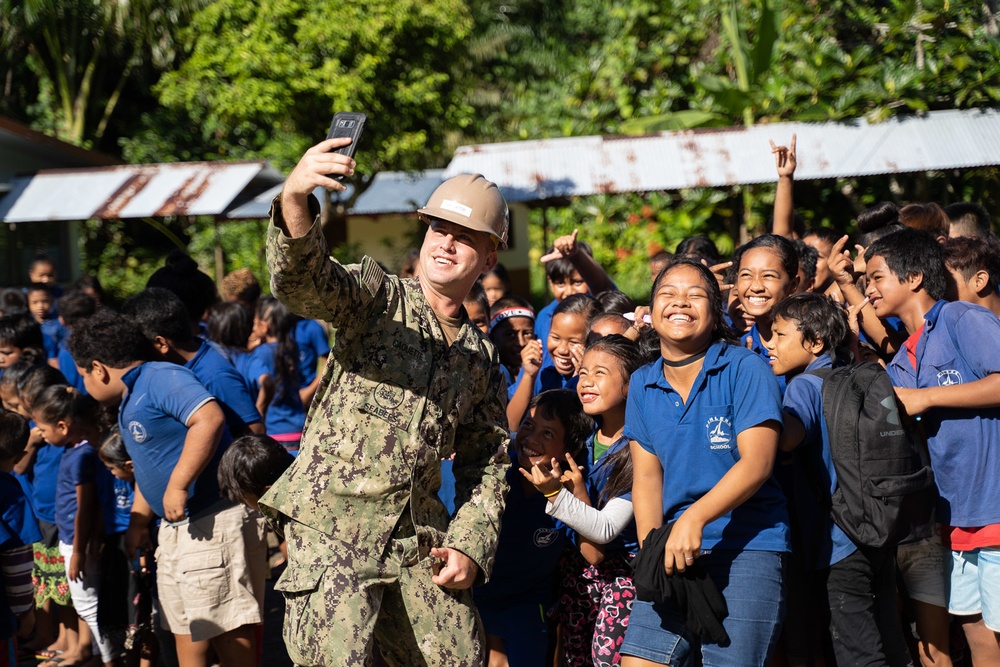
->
[[444, 108, 1000, 199], [1, 161, 283, 223]]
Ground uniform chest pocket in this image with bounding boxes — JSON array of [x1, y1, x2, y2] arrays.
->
[[926, 356, 964, 387], [702, 405, 737, 456], [359, 381, 425, 432]]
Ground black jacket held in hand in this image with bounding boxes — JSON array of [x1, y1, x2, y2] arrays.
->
[[631, 523, 730, 645]]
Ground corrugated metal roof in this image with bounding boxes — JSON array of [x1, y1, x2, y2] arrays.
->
[[224, 169, 444, 219], [0, 161, 283, 223], [349, 169, 444, 215], [444, 108, 1000, 201]]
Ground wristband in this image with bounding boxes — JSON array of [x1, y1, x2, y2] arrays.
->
[[543, 488, 561, 498]]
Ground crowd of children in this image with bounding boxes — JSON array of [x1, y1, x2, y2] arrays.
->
[[2, 134, 1000, 667]]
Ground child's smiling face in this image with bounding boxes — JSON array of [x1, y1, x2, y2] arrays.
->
[[514, 406, 568, 473]]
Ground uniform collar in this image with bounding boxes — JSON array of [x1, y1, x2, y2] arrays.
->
[[646, 340, 728, 390]]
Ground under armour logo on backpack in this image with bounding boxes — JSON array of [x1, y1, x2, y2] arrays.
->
[[880, 396, 901, 426]]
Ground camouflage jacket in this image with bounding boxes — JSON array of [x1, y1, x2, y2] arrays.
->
[[259, 198, 510, 582]]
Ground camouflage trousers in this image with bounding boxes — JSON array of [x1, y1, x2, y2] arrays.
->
[[278, 519, 485, 667]]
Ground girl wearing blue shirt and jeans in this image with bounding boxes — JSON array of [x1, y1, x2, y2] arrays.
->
[[621, 258, 790, 667]]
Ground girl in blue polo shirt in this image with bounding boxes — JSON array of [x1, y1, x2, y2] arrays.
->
[[250, 297, 306, 453], [621, 257, 789, 666], [32, 384, 121, 667]]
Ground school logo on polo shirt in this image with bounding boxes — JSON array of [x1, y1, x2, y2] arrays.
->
[[128, 421, 147, 443], [533, 528, 558, 548], [706, 416, 733, 450], [936, 369, 962, 386]]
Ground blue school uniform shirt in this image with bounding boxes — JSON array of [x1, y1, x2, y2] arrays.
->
[[623, 341, 790, 553], [781, 355, 857, 570], [744, 323, 787, 394], [119, 361, 228, 520], [474, 456, 570, 610], [54, 442, 115, 545], [107, 478, 134, 534], [250, 342, 307, 436], [0, 471, 42, 549], [294, 319, 330, 388], [184, 340, 262, 434], [886, 300, 1000, 528], [585, 433, 639, 555], [31, 442, 63, 525], [41, 317, 68, 360], [57, 346, 86, 393]]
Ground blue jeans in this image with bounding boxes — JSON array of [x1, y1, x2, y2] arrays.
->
[[621, 549, 785, 666]]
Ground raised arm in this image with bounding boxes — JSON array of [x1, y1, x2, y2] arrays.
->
[[541, 229, 616, 295], [770, 134, 797, 238], [278, 138, 356, 238]]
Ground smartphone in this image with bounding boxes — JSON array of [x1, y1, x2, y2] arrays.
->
[[325, 112, 366, 179]]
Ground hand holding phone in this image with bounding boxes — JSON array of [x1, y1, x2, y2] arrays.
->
[[326, 112, 367, 180]]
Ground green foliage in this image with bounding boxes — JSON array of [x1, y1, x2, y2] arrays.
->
[[143, 0, 475, 174]]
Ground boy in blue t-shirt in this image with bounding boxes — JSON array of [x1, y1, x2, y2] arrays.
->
[[475, 390, 593, 667], [865, 227, 1000, 663], [767, 293, 911, 666], [123, 287, 263, 439], [68, 311, 266, 666]]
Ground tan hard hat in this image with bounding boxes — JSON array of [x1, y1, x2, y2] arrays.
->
[[418, 174, 509, 250]]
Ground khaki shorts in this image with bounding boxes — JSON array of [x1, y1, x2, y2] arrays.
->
[[155, 501, 267, 642]]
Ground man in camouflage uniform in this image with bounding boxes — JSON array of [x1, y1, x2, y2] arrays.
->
[[260, 137, 511, 667]]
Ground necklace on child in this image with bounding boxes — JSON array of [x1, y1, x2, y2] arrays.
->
[[661, 349, 708, 368]]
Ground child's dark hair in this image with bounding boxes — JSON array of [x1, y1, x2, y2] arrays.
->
[[802, 227, 844, 248], [217, 434, 294, 503], [899, 203, 949, 239], [595, 290, 636, 316], [484, 264, 510, 291], [945, 202, 992, 238], [0, 314, 45, 351], [675, 236, 721, 265], [464, 282, 489, 316], [772, 293, 850, 358], [146, 250, 219, 324], [99, 428, 130, 467], [737, 234, 799, 280], [31, 384, 101, 432], [0, 411, 30, 460], [206, 301, 254, 349], [68, 311, 152, 370], [74, 273, 104, 298], [122, 287, 194, 345], [942, 234, 1000, 292], [257, 296, 300, 400], [28, 252, 54, 274], [545, 241, 595, 282], [0, 289, 26, 317], [635, 326, 663, 365], [858, 222, 905, 250], [552, 293, 601, 323], [0, 359, 37, 397], [26, 283, 52, 299], [56, 291, 97, 328], [221, 268, 262, 305], [584, 334, 644, 505], [865, 228, 948, 301], [857, 202, 900, 234], [587, 312, 630, 339], [527, 389, 593, 465], [17, 364, 67, 414], [653, 258, 736, 345], [490, 295, 533, 318], [792, 239, 818, 287]]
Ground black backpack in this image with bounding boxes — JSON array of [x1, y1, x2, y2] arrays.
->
[[808, 362, 937, 549]]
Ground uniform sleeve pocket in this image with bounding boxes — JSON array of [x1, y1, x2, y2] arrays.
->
[[274, 562, 325, 595]]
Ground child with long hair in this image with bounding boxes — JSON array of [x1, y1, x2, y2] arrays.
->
[[249, 296, 306, 453], [620, 257, 789, 666], [521, 334, 649, 666], [32, 385, 121, 667]]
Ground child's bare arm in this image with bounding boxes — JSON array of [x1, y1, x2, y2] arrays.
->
[[163, 400, 225, 522], [630, 441, 664, 547], [778, 410, 806, 452], [770, 135, 797, 238], [895, 373, 1000, 416]]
